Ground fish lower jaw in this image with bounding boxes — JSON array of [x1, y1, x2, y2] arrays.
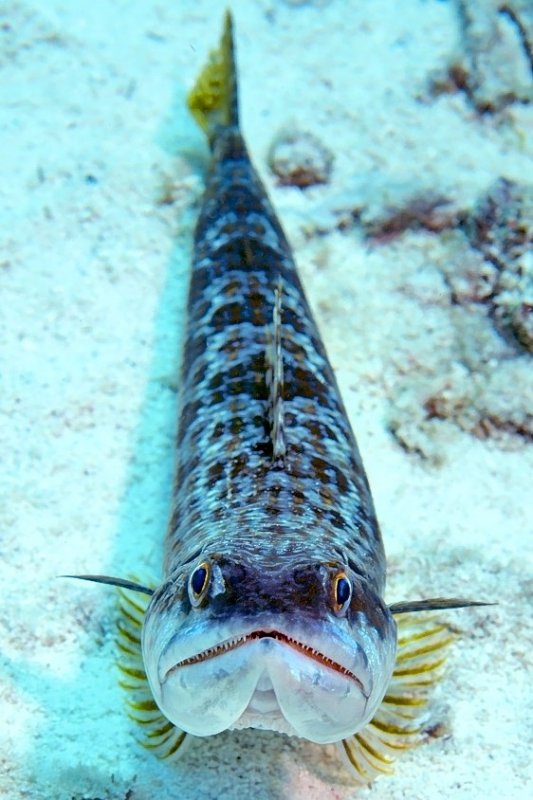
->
[[157, 635, 372, 742], [230, 673, 301, 736]]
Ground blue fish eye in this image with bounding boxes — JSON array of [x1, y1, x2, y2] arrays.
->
[[332, 572, 351, 613], [191, 567, 207, 594], [189, 561, 211, 605], [337, 576, 351, 605]]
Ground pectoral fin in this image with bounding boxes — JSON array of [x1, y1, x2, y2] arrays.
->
[[340, 614, 455, 784], [389, 597, 494, 614]]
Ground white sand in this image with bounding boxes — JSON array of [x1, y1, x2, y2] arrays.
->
[[1, 1, 532, 798]]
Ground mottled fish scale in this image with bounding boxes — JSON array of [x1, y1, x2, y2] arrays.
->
[[166, 128, 385, 587]]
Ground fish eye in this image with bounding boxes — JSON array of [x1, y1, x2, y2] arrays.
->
[[331, 571, 351, 615], [188, 561, 211, 607]]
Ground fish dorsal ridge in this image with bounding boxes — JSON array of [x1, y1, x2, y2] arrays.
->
[[267, 277, 286, 464]]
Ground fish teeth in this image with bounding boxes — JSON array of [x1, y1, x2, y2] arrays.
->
[[172, 629, 360, 685]]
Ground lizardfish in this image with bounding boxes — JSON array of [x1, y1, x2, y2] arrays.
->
[[68, 12, 487, 783]]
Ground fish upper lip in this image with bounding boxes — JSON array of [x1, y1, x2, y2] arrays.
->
[[163, 628, 366, 692]]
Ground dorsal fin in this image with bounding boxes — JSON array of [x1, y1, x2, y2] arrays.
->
[[267, 278, 286, 463]]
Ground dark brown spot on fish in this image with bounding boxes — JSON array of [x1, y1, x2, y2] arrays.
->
[[208, 461, 224, 485], [251, 220, 265, 236], [249, 292, 268, 325], [318, 486, 335, 507], [310, 455, 332, 484], [228, 380, 246, 396], [229, 416, 244, 435], [211, 302, 243, 329], [228, 362, 246, 380], [210, 390, 225, 405], [328, 509, 346, 530], [229, 452, 249, 480], [242, 237, 254, 266], [211, 421, 225, 440], [221, 221, 238, 237], [209, 372, 223, 390]]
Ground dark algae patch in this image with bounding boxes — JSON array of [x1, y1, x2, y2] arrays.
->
[[387, 178, 533, 458]]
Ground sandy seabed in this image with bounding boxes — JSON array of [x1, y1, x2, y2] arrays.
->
[[1, 1, 532, 798]]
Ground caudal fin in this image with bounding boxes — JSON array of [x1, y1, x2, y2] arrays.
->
[[187, 10, 239, 141]]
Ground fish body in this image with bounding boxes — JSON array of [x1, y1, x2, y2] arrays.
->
[[142, 14, 396, 745], [71, 12, 487, 783]]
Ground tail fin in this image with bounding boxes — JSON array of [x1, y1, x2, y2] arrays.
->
[[187, 10, 239, 142]]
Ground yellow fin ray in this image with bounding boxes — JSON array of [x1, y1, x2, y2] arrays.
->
[[340, 613, 455, 784], [114, 581, 189, 760]]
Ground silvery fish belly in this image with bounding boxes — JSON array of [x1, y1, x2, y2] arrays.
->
[[141, 15, 397, 745]]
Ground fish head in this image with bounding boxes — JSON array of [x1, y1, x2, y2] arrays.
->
[[142, 552, 397, 744]]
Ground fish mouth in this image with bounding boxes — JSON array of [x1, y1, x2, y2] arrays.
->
[[164, 628, 365, 691]]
